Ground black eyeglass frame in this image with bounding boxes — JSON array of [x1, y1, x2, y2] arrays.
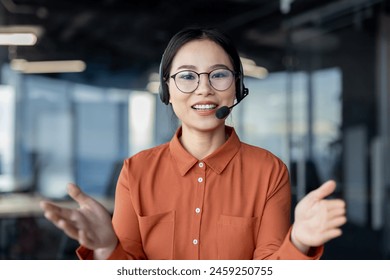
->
[[169, 68, 239, 93]]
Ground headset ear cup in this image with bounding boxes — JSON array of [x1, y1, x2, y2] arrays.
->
[[159, 58, 170, 105], [159, 82, 169, 105], [236, 60, 244, 102], [236, 75, 247, 102], [236, 74, 248, 102], [235, 78, 242, 102]]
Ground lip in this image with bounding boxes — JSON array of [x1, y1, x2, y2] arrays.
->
[[191, 101, 218, 116]]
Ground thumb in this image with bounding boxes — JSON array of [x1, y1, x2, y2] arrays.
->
[[67, 183, 89, 204], [308, 180, 336, 200]]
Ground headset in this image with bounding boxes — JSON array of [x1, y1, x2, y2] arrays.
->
[[158, 54, 248, 106]]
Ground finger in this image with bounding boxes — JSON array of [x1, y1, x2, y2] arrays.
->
[[328, 206, 346, 219], [67, 183, 91, 205], [43, 203, 87, 229], [325, 199, 346, 210], [321, 228, 343, 243], [40, 200, 62, 212], [57, 219, 82, 241], [67, 185, 109, 213], [44, 208, 75, 228], [43, 202, 76, 222], [43, 210, 61, 225], [41, 205, 72, 226], [308, 180, 337, 200], [40, 200, 71, 216], [326, 216, 347, 230], [56, 209, 90, 238]]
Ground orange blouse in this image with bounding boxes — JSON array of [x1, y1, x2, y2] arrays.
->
[[77, 126, 323, 260]]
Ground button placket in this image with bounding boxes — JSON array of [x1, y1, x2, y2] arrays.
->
[[191, 161, 206, 258]]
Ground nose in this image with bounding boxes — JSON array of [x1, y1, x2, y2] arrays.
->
[[195, 73, 213, 95]]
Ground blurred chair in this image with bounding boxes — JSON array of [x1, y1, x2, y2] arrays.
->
[[104, 160, 124, 198]]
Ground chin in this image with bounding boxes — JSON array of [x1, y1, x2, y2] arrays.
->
[[184, 120, 225, 132]]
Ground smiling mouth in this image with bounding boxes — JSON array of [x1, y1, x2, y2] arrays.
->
[[191, 104, 217, 111]]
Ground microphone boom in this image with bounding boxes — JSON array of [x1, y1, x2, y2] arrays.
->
[[215, 106, 230, 119], [215, 89, 249, 119]]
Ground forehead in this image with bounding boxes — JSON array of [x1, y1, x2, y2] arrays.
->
[[170, 39, 233, 71]]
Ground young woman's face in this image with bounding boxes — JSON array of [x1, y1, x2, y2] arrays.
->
[[168, 39, 236, 133]]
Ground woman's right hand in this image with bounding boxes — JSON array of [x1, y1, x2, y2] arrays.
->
[[40, 183, 118, 259]]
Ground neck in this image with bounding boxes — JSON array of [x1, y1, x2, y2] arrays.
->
[[179, 125, 227, 160]]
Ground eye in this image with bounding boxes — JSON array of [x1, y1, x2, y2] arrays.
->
[[210, 69, 231, 79], [177, 71, 197, 81]]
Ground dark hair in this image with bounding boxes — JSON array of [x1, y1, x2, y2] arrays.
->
[[159, 26, 246, 105]]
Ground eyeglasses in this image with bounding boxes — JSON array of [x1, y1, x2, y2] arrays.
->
[[170, 68, 236, 93]]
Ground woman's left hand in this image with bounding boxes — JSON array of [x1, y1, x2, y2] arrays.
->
[[291, 180, 347, 254]]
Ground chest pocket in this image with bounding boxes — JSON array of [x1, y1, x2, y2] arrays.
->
[[138, 210, 175, 260], [217, 215, 258, 260]]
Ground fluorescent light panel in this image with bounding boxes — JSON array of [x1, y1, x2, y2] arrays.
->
[[0, 25, 42, 46], [0, 33, 37, 45], [240, 56, 268, 79], [10, 59, 87, 73]]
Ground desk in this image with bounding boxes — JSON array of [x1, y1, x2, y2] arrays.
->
[[0, 193, 115, 218]]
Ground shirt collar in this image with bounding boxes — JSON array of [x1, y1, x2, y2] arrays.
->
[[169, 126, 241, 176]]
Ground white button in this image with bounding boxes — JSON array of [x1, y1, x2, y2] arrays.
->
[[195, 208, 201, 214], [193, 239, 198, 245], [198, 162, 204, 168], [197, 177, 203, 183]]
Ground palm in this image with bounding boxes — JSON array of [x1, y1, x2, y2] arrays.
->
[[73, 196, 115, 249], [292, 180, 347, 248]]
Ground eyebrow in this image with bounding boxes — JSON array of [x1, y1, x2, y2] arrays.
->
[[175, 64, 230, 71]]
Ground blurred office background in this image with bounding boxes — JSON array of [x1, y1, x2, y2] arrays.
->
[[0, 0, 389, 259]]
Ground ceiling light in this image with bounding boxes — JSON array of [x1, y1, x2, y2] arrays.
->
[[146, 81, 160, 94], [0, 25, 42, 46], [10, 59, 87, 73], [0, 33, 37, 45], [147, 72, 161, 94], [240, 57, 269, 79]]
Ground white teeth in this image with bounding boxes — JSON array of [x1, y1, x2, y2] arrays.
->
[[192, 104, 217, 110]]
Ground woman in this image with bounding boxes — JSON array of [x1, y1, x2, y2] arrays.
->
[[40, 27, 346, 260]]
